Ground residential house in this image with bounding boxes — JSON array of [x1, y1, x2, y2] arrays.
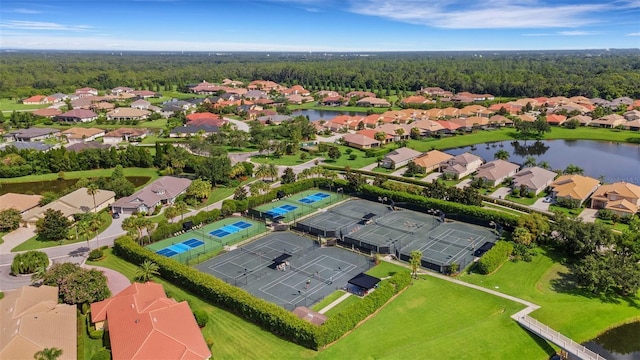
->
[[488, 115, 514, 127], [75, 87, 98, 96], [0, 193, 42, 214], [511, 166, 558, 195], [22, 95, 51, 104], [107, 108, 151, 121], [455, 92, 495, 102], [130, 90, 158, 98], [131, 99, 151, 109], [186, 112, 220, 123], [286, 94, 313, 104], [222, 78, 243, 87], [61, 127, 106, 144], [103, 128, 148, 144], [21, 187, 115, 228], [189, 81, 222, 94], [356, 97, 391, 108], [110, 176, 192, 214], [341, 133, 381, 149], [0, 141, 54, 152], [549, 175, 600, 207], [517, 114, 537, 122], [169, 124, 221, 138], [10, 128, 60, 142], [441, 107, 461, 118], [346, 91, 376, 98], [244, 90, 268, 100], [459, 105, 490, 118], [438, 120, 463, 133], [381, 147, 422, 169], [247, 80, 284, 92], [623, 110, 640, 122], [281, 85, 310, 96], [90, 282, 211, 360], [32, 108, 62, 118], [567, 115, 592, 126], [257, 114, 291, 125], [66, 142, 111, 152], [91, 102, 115, 112], [357, 128, 393, 144], [474, 160, 520, 186], [450, 116, 488, 131], [546, 114, 567, 126], [442, 153, 484, 179], [410, 119, 446, 136], [488, 103, 522, 115], [320, 96, 346, 106], [46, 93, 69, 103], [70, 97, 95, 109], [0, 285, 76, 360], [56, 109, 98, 123], [111, 86, 134, 95], [419, 87, 452, 97], [316, 90, 340, 98], [401, 95, 431, 106], [624, 119, 640, 131], [590, 114, 626, 128], [590, 182, 640, 216], [413, 150, 454, 173]]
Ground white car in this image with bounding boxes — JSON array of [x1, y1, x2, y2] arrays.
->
[[543, 197, 553, 203]]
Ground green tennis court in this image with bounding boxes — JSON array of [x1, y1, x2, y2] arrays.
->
[[252, 189, 344, 222], [146, 217, 267, 265]]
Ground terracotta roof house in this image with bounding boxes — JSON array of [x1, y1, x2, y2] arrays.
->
[[488, 103, 521, 115], [103, 128, 148, 144], [107, 108, 151, 121], [0, 193, 42, 214], [424, 108, 444, 119], [401, 95, 431, 105], [281, 85, 310, 96], [550, 175, 600, 207], [419, 87, 452, 97], [488, 115, 513, 127], [91, 282, 211, 360], [362, 114, 382, 128], [247, 80, 284, 92], [438, 120, 463, 133], [186, 112, 220, 122], [286, 94, 314, 104], [56, 109, 98, 123], [316, 90, 340, 98], [511, 166, 558, 195], [475, 160, 520, 186], [409, 119, 445, 136], [376, 123, 411, 141], [546, 114, 567, 126], [75, 87, 98, 96], [0, 285, 76, 360], [90, 102, 115, 112], [23, 95, 52, 104], [590, 114, 626, 128], [110, 176, 192, 214], [590, 182, 640, 216], [10, 127, 60, 142], [356, 128, 393, 144], [382, 147, 422, 169], [450, 116, 488, 131], [442, 153, 484, 179], [459, 105, 489, 117], [567, 115, 592, 126], [221, 78, 243, 87], [413, 150, 454, 173], [32, 108, 62, 118], [441, 107, 461, 118], [61, 127, 106, 144], [341, 133, 380, 149], [21, 187, 115, 228]]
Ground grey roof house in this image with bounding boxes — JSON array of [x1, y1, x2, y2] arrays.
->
[[474, 160, 520, 186], [110, 176, 192, 214], [442, 152, 484, 179], [10, 128, 60, 142], [511, 166, 557, 195], [381, 147, 422, 169]]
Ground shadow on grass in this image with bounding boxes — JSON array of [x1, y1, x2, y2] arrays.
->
[[518, 323, 559, 357], [625, 137, 640, 144]]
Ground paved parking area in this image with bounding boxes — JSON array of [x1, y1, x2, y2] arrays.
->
[[578, 208, 598, 223]]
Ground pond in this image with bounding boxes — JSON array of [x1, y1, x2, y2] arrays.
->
[[0, 176, 151, 195], [582, 321, 640, 360], [292, 109, 368, 122], [444, 139, 640, 184]]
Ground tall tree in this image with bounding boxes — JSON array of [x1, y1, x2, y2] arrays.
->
[[86, 184, 99, 213], [35, 209, 71, 242], [409, 250, 423, 279], [136, 260, 160, 282], [494, 150, 510, 161], [34, 348, 63, 360]]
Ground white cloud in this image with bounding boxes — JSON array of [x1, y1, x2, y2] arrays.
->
[[347, 0, 612, 29], [524, 30, 598, 36], [8, 8, 42, 14], [627, 32, 640, 36], [0, 20, 91, 31]]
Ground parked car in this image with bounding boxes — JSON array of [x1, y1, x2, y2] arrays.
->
[[111, 212, 120, 219], [543, 197, 553, 203]]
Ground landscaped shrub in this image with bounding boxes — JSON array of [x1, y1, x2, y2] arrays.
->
[[90, 348, 111, 360], [193, 309, 209, 328], [87, 249, 104, 261], [476, 241, 514, 274], [11, 250, 48, 275], [597, 209, 614, 220]]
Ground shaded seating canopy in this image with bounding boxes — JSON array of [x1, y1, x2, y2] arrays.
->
[[273, 253, 292, 265], [348, 273, 380, 291]]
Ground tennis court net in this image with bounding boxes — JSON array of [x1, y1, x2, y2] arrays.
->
[[241, 247, 275, 263], [289, 265, 333, 285]]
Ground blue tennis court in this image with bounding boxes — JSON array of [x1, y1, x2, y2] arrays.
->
[[209, 221, 254, 238], [156, 238, 205, 257], [299, 192, 330, 204], [265, 204, 298, 217]]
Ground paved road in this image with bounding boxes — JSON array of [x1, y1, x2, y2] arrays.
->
[[223, 117, 250, 132]]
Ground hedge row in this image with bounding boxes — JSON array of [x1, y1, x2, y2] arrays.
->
[[358, 185, 519, 229], [112, 235, 411, 350], [151, 208, 222, 242], [476, 241, 514, 275]]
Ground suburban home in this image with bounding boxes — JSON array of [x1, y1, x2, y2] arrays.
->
[[107, 108, 151, 121], [103, 128, 148, 144], [590, 182, 640, 216], [286, 94, 314, 104], [111, 86, 134, 95], [169, 124, 220, 138], [488, 115, 514, 127], [131, 99, 151, 109], [0, 285, 76, 360], [590, 114, 626, 128], [0, 141, 54, 152], [341, 133, 381, 149], [401, 95, 431, 106], [66, 142, 111, 152], [75, 87, 98, 96], [257, 114, 291, 125], [222, 78, 244, 87], [442, 152, 484, 179], [567, 115, 592, 126], [413, 150, 454, 173], [419, 87, 452, 97], [356, 97, 391, 107], [21, 187, 115, 228], [450, 116, 488, 131], [131, 90, 158, 98], [381, 147, 422, 169], [511, 166, 558, 195], [22, 95, 51, 105], [549, 175, 600, 207], [0, 193, 42, 214], [32, 108, 62, 118], [9, 127, 60, 142], [91, 102, 115, 112], [320, 96, 346, 106], [61, 127, 106, 144], [409, 119, 446, 136], [90, 282, 211, 360], [356, 129, 393, 144], [546, 114, 567, 126], [624, 119, 640, 131], [56, 109, 98, 123], [474, 160, 520, 187], [110, 176, 192, 214], [346, 91, 376, 98], [247, 80, 284, 92], [623, 109, 640, 121]]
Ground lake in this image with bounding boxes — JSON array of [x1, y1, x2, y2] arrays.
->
[[0, 176, 151, 195], [581, 322, 640, 360], [292, 109, 368, 121], [445, 139, 640, 184]]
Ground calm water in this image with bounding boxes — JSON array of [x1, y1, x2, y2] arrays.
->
[[0, 176, 151, 195], [445, 140, 640, 184], [582, 322, 640, 360], [292, 109, 367, 122]]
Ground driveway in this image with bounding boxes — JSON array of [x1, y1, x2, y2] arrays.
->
[[578, 208, 598, 223], [455, 179, 472, 189], [359, 163, 379, 171], [83, 264, 131, 295], [489, 187, 511, 200], [0, 227, 36, 254], [390, 168, 406, 177], [530, 198, 551, 211], [223, 118, 249, 132], [422, 172, 442, 184]]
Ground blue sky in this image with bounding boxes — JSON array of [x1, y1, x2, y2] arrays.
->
[[1, 0, 639, 51]]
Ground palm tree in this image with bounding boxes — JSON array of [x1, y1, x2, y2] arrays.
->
[[34, 347, 63, 360], [563, 164, 584, 175], [523, 156, 537, 168], [267, 163, 279, 182], [175, 201, 188, 222], [77, 221, 90, 244], [494, 149, 510, 161], [122, 216, 139, 239], [255, 164, 269, 181], [136, 260, 160, 282], [164, 205, 178, 223], [86, 184, 99, 213], [89, 214, 101, 248], [31, 265, 47, 285], [538, 161, 551, 170]]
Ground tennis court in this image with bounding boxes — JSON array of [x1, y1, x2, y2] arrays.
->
[[146, 217, 267, 264], [196, 232, 372, 310], [295, 199, 393, 237], [250, 189, 343, 222]]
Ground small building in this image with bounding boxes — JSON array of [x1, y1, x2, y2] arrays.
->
[[442, 153, 484, 179], [103, 128, 148, 144], [347, 273, 381, 297], [341, 133, 381, 150], [110, 176, 192, 214], [381, 147, 422, 169], [474, 160, 520, 187], [32, 108, 62, 118], [56, 109, 98, 123], [292, 307, 327, 326], [413, 150, 454, 173], [10, 127, 60, 142], [511, 166, 558, 195], [61, 127, 106, 144], [0, 193, 43, 214], [550, 175, 600, 207], [356, 97, 391, 108], [590, 182, 640, 216], [106, 108, 151, 121]]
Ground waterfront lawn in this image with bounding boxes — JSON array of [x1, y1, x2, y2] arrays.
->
[[459, 247, 640, 343], [0, 98, 49, 112], [289, 101, 397, 114], [0, 167, 160, 184], [322, 145, 377, 168], [548, 205, 583, 218]]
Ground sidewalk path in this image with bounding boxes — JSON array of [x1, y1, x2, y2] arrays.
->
[[82, 264, 131, 296], [0, 227, 36, 255], [318, 292, 351, 314]]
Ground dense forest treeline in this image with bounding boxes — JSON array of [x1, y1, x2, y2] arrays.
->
[[1, 50, 639, 100]]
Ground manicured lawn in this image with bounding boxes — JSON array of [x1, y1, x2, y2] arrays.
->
[[140, 135, 185, 144], [0, 98, 49, 112], [548, 205, 582, 217], [482, 203, 528, 217], [79, 312, 104, 360], [12, 212, 112, 252], [322, 295, 361, 317], [505, 194, 540, 206], [310, 290, 347, 311], [595, 218, 630, 232], [0, 167, 160, 184], [289, 102, 397, 114], [459, 247, 640, 343], [251, 153, 317, 166], [322, 145, 377, 168], [366, 261, 407, 278]]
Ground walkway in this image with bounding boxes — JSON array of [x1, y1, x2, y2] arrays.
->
[[381, 257, 600, 360], [82, 264, 131, 296], [318, 292, 351, 314], [0, 227, 36, 254]]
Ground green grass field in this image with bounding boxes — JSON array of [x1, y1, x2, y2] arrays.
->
[[0, 98, 49, 112], [459, 247, 640, 343], [289, 101, 397, 114], [0, 167, 160, 185]]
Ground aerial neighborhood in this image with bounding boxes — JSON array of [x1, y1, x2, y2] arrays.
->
[[1, 68, 639, 360]]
